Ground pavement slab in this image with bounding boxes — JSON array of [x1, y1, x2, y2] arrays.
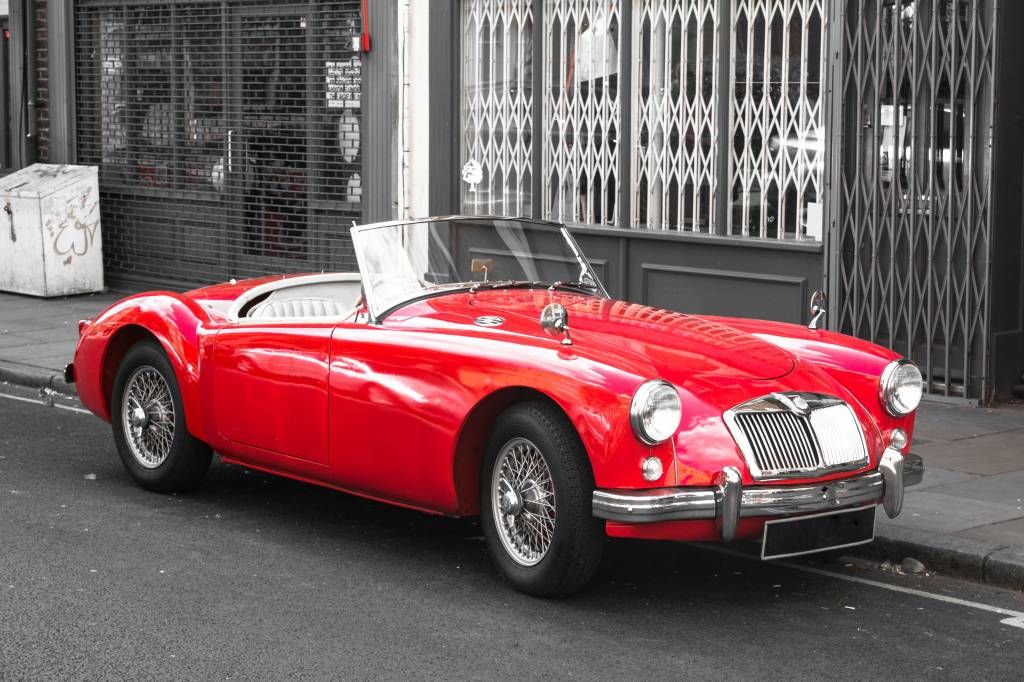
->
[[909, 465, 980, 492], [877, 491, 1024, 534], [914, 403, 1024, 442], [926, 471, 1024, 508], [912, 429, 1024, 475], [961, 517, 1024, 547], [0, 332, 48, 350]]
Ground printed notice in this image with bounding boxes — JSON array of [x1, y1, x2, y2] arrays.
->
[[326, 58, 361, 109]]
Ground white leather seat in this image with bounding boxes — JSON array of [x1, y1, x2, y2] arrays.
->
[[248, 297, 348, 319]]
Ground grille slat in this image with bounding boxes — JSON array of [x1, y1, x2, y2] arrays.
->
[[729, 397, 869, 479]]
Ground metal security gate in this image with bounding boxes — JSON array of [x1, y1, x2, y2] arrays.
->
[[830, 0, 996, 400], [74, 0, 363, 288], [458, 0, 828, 326]]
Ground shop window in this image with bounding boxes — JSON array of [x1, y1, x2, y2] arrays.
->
[[729, 0, 826, 239], [544, 0, 622, 226], [460, 0, 828, 241], [461, 0, 535, 218], [632, 0, 719, 232]]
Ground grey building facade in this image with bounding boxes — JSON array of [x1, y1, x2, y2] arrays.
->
[[3, 0, 1022, 404]]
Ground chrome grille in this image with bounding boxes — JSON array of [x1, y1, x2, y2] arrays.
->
[[810, 404, 868, 469], [724, 394, 869, 480]]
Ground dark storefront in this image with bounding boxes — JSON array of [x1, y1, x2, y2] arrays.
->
[[71, 0, 365, 287]]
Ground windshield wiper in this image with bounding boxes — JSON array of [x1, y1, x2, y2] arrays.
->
[[468, 278, 540, 292], [548, 280, 598, 293]]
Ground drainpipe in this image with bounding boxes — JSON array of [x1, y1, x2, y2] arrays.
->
[[24, 0, 39, 163]]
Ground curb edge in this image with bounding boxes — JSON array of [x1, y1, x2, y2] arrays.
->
[[861, 525, 1024, 591], [0, 360, 78, 397]]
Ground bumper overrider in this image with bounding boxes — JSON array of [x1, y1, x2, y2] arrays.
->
[[592, 449, 923, 542]]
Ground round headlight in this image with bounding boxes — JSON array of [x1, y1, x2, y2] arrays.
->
[[630, 380, 682, 445], [880, 360, 923, 416]]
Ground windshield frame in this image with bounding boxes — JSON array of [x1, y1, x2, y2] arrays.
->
[[350, 216, 610, 323]]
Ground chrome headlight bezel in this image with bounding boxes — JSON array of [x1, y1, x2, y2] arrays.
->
[[630, 379, 682, 445], [879, 359, 923, 417]]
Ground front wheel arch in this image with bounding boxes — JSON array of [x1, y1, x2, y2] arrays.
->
[[452, 387, 583, 516]]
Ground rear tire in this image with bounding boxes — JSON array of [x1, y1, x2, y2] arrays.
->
[[111, 341, 212, 493], [481, 401, 604, 596]]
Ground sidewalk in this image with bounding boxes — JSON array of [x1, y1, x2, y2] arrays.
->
[[871, 402, 1024, 589], [0, 289, 1021, 589], [0, 290, 123, 391]]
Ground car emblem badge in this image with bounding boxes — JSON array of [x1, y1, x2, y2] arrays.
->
[[772, 392, 811, 416], [474, 315, 505, 327]]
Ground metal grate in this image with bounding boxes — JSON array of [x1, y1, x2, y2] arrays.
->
[[631, 0, 720, 233], [728, 0, 827, 239], [543, 0, 623, 226], [726, 396, 868, 479], [735, 410, 820, 474], [831, 0, 995, 400], [460, 0, 534, 219], [74, 0, 363, 289]]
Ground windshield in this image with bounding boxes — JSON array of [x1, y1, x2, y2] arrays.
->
[[350, 217, 608, 319]]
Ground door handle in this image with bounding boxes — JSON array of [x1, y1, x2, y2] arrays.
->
[[227, 129, 234, 174]]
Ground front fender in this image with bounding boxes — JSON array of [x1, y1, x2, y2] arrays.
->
[[74, 293, 213, 441], [704, 316, 916, 443]]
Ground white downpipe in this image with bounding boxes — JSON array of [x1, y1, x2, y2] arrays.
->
[[399, 0, 431, 222]]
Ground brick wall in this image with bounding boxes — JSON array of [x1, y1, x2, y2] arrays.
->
[[35, 0, 48, 162]]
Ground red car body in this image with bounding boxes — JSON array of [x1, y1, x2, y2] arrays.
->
[[72, 272, 915, 545]]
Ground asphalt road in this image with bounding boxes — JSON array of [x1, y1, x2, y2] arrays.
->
[[1, 385, 1022, 680]]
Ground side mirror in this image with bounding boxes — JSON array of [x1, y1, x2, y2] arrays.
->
[[808, 290, 827, 330], [540, 303, 572, 346]]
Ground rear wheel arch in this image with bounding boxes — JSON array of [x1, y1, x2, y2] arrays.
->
[[101, 324, 204, 439], [102, 325, 164, 413], [452, 387, 589, 516]]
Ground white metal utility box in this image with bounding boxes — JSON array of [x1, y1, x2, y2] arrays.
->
[[0, 164, 104, 297]]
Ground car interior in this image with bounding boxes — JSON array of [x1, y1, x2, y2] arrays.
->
[[231, 274, 364, 321]]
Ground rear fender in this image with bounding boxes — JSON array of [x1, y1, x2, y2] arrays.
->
[[74, 293, 212, 440]]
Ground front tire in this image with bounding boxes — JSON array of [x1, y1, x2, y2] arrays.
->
[[111, 341, 212, 493], [481, 401, 604, 596]]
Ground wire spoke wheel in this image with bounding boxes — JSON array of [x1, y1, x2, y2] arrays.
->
[[491, 437, 556, 567], [121, 365, 176, 469]]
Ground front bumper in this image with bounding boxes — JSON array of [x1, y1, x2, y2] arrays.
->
[[593, 449, 923, 541]]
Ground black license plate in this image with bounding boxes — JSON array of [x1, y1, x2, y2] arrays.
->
[[761, 506, 876, 560]]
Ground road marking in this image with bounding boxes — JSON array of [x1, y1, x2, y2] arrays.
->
[[0, 391, 92, 415], [703, 545, 1024, 630]]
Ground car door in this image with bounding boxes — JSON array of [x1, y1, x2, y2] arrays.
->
[[210, 322, 334, 467]]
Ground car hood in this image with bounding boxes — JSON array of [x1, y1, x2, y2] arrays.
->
[[387, 289, 795, 384]]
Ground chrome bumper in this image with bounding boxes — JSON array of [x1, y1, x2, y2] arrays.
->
[[593, 450, 923, 541]]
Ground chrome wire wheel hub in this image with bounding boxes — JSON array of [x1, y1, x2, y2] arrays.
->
[[121, 366, 175, 469], [491, 437, 556, 567]]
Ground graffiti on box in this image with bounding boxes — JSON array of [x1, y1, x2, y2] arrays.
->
[[45, 187, 101, 265]]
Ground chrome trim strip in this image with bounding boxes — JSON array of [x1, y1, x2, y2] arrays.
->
[[592, 469, 895, 525], [878, 448, 905, 518], [714, 467, 743, 542], [590, 487, 717, 522]]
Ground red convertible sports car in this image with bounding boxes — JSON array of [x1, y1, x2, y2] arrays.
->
[[68, 216, 924, 595]]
